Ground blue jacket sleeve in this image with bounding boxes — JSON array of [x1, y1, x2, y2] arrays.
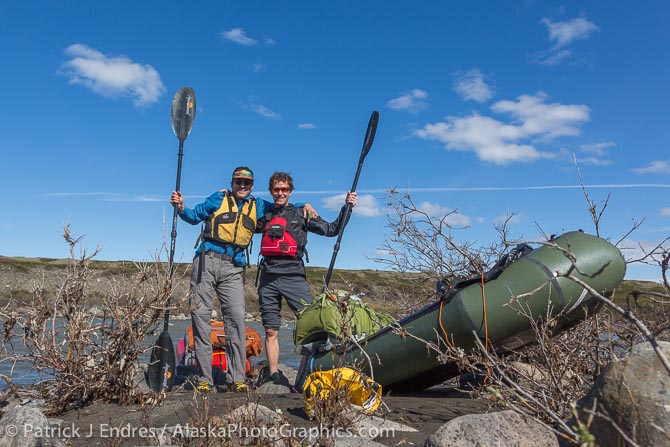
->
[[179, 191, 224, 225]]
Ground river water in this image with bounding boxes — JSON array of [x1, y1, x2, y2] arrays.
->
[[0, 319, 302, 391]]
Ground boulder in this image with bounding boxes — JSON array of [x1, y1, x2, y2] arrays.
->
[[425, 410, 558, 447], [0, 403, 63, 447], [576, 341, 670, 447]]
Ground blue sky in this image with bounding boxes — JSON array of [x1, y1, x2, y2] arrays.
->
[[2, 1, 669, 280]]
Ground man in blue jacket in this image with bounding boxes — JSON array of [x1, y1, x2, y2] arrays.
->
[[170, 166, 315, 392]]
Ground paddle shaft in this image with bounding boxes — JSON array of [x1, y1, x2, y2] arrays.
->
[[323, 157, 364, 287], [324, 111, 379, 288], [163, 139, 184, 332]]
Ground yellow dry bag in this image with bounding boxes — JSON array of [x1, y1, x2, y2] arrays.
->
[[303, 367, 382, 417]]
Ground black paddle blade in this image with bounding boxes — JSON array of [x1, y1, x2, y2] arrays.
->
[[147, 331, 176, 392], [171, 86, 196, 142], [360, 110, 379, 161]]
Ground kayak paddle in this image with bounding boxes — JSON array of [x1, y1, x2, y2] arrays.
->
[[323, 110, 379, 289], [147, 86, 196, 392]]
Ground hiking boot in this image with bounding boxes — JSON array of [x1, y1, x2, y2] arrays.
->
[[230, 381, 248, 393], [262, 372, 282, 385], [196, 381, 211, 393]]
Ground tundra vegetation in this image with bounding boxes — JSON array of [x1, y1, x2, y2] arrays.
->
[[0, 171, 668, 446]]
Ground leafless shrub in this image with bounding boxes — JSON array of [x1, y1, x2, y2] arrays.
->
[[372, 189, 519, 313], [0, 225, 188, 414]]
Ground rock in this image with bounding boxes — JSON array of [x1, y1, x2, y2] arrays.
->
[[225, 403, 284, 426], [254, 364, 299, 394], [353, 413, 418, 436], [0, 403, 63, 447], [576, 341, 670, 447], [424, 410, 558, 447], [333, 436, 385, 446]]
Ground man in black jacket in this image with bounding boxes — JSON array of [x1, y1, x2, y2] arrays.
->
[[256, 171, 356, 384]]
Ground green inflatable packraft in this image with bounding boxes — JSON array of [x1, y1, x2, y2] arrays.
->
[[294, 290, 396, 346]]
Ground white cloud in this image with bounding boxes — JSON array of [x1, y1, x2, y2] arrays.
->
[[576, 141, 615, 166], [244, 101, 280, 120], [416, 114, 544, 165], [634, 160, 670, 174], [252, 63, 266, 73], [298, 123, 316, 129], [581, 141, 615, 156], [416, 202, 471, 226], [415, 92, 589, 165], [577, 156, 613, 166], [538, 49, 572, 67], [386, 89, 429, 113], [660, 208, 670, 218], [453, 69, 494, 103], [416, 201, 451, 217], [322, 194, 380, 217], [535, 17, 599, 66], [60, 44, 165, 108], [264, 36, 277, 46], [618, 238, 666, 263], [541, 17, 599, 49], [493, 212, 526, 225], [220, 27, 257, 46], [491, 92, 590, 140]]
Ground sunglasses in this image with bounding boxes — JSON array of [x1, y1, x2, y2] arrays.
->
[[272, 187, 290, 194], [233, 179, 253, 186]]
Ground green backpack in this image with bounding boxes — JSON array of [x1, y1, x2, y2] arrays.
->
[[294, 290, 396, 346]]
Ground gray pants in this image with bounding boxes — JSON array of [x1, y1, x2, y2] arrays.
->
[[190, 253, 246, 386]]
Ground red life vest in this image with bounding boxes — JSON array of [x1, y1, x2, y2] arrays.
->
[[260, 206, 306, 258]]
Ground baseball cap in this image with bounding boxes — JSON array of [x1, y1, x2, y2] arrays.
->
[[231, 166, 254, 181]]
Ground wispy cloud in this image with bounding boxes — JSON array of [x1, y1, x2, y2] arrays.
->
[[493, 212, 526, 225], [219, 27, 257, 46], [618, 238, 667, 263], [264, 36, 277, 46], [372, 184, 670, 194], [538, 49, 572, 66], [542, 17, 599, 49], [660, 208, 670, 218], [535, 17, 599, 66], [416, 201, 470, 226], [577, 141, 616, 165], [241, 98, 281, 120], [581, 141, 615, 156], [415, 92, 589, 165], [634, 160, 670, 174], [45, 192, 165, 202], [322, 194, 381, 217], [577, 156, 613, 166], [44, 184, 670, 205], [386, 89, 429, 113], [298, 123, 316, 129], [59, 44, 165, 108], [252, 63, 266, 73], [453, 69, 494, 103]]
